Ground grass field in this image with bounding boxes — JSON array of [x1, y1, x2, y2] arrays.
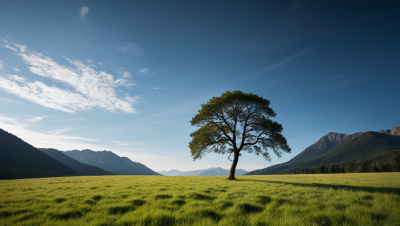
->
[[0, 173, 399, 226]]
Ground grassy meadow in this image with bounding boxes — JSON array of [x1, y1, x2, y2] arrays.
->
[[0, 173, 400, 226]]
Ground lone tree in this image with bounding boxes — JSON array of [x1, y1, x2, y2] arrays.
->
[[189, 91, 291, 180]]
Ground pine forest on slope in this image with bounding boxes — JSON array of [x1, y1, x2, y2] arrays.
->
[[247, 127, 400, 175]]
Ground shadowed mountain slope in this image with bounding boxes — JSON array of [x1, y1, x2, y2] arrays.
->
[[63, 149, 159, 175], [0, 129, 78, 176], [247, 127, 400, 175], [38, 148, 113, 176]]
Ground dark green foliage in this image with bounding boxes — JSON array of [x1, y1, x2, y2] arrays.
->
[[129, 199, 146, 206], [143, 215, 176, 226], [49, 210, 82, 220], [92, 195, 103, 201], [189, 91, 290, 179], [107, 206, 133, 215], [0, 209, 29, 218], [370, 213, 386, 221], [217, 201, 233, 210], [197, 209, 221, 221], [283, 149, 400, 174], [155, 194, 173, 200], [170, 200, 185, 206], [310, 215, 332, 226], [237, 203, 263, 214], [333, 204, 348, 211], [54, 198, 66, 203], [251, 131, 400, 175], [84, 200, 96, 205], [0, 164, 63, 180], [0, 129, 78, 177], [189, 193, 214, 200], [256, 196, 272, 205]]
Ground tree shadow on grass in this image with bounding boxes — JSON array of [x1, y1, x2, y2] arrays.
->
[[238, 179, 400, 195]]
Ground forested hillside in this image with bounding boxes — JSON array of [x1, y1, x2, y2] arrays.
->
[[247, 128, 400, 175]]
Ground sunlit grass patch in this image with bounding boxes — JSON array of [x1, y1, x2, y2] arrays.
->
[[0, 173, 399, 225]]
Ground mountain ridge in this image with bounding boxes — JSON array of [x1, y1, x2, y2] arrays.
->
[[247, 127, 400, 175], [63, 149, 159, 175], [0, 128, 78, 176], [38, 148, 114, 176]]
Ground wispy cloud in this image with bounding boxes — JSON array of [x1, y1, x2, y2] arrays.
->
[[152, 87, 160, 90], [1, 38, 10, 44], [0, 114, 102, 150], [80, 6, 90, 20], [248, 48, 309, 76], [25, 116, 43, 123], [3, 44, 17, 51], [124, 94, 140, 103], [114, 68, 135, 86], [111, 141, 132, 146], [12, 67, 20, 72], [115, 43, 143, 54], [47, 128, 72, 135], [0, 60, 3, 70], [138, 68, 154, 76], [0, 74, 95, 113], [0, 43, 138, 113], [14, 44, 27, 52]]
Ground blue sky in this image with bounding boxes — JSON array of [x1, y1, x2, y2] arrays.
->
[[0, 1, 398, 172]]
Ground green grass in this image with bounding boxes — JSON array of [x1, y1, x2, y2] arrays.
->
[[0, 173, 399, 225]]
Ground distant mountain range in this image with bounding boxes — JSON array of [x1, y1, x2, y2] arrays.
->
[[247, 127, 400, 175], [63, 149, 160, 175], [38, 148, 113, 176], [158, 167, 248, 176], [0, 128, 159, 179]]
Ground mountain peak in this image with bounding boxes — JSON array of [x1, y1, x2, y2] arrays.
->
[[378, 127, 400, 136]]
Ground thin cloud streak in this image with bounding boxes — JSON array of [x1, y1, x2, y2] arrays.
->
[[25, 116, 43, 123], [3, 45, 17, 51], [247, 47, 310, 77]]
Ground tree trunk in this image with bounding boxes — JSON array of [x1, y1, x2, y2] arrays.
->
[[228, 152, 239, 180]]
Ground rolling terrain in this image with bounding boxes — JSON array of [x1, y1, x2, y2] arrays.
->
[[0, 173, 399, 225], [38, 148, 114, 176], [248, 127, 400, 175], [0, 129, 78, 176], [64, 149, 159, 175]]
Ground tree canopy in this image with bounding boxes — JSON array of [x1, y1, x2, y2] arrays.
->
[[189, 91, 291, 179]]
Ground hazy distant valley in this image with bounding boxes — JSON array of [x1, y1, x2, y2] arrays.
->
[[158, 167, 248, 176]]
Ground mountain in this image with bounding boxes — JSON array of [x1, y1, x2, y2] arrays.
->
[[198, 167, 248, 176], [157, 169, 183, 176], [247, 127, 400, 175], [178, 169, 208, 176], [63, 149, 159, 175], [38, 148, 113, 176], [159, 167, 248, 176], [0, 129, 78, 176], [379, 126, 400, 136]]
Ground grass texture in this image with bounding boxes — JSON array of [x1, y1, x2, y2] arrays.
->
[[0, 173, 399, 225]]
